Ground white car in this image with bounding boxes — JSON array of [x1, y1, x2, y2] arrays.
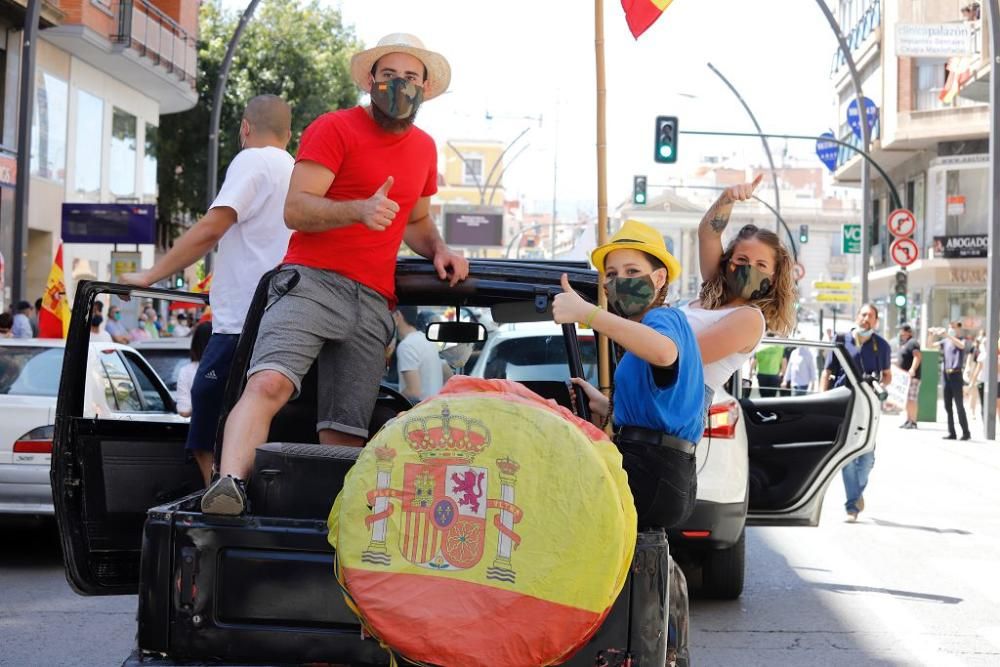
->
[[471, 325, 881, 598], [0, 338, 184, 516], [131, 336, 193, 398]]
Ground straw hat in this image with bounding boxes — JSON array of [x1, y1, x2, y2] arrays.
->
[[350, 33, 451, 101], [590, 220, 681, 284]]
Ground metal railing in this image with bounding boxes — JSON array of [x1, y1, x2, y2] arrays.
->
[[112, 0, 197, 87]]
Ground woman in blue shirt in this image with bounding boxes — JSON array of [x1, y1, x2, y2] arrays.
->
[[553, 220, 704, 529]]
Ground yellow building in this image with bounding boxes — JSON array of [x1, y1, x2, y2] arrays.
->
[[435, 139, 506, 207]]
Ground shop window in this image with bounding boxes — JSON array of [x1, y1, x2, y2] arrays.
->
[[110, 107, 137, 197], [30, 71, 68, 182], [74, 89, 103, 196]]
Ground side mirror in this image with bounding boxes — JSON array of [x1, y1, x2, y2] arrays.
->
[[425, 322, 488, 343]]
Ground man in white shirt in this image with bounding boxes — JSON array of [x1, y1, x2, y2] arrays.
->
[[393, 306, 444, 402], [781, 345, 816, 395], [121, 95, 294, 485], [89, 315, 112, 342]]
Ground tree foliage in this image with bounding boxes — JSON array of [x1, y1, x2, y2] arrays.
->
[[156, 0, 360, 237]]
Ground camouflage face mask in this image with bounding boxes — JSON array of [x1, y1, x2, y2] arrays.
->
[[370, 77, 424, 119], [606, 275, 658, 318], [725, 263, 773, 301]]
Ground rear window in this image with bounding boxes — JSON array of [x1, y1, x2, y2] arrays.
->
[[138, 349, 189, 391], [0, 347, 64, 397], [482, 335, 599, 385]]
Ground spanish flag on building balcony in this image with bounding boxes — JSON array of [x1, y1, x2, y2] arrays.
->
[[622, 0, 675, 39], [939, 56, 974, 105], [39, 243, 70, 338]]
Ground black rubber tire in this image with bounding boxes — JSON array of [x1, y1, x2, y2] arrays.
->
[[701, 528, 745, 600]]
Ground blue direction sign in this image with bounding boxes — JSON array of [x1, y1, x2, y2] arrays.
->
[[815, 131, 839, 172], [847, 97, 878, 141]]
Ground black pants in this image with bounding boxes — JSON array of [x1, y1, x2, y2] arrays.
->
[[942, 372, 970, 438], [615, 435, 697, 530], [757, 374, 781, 398]]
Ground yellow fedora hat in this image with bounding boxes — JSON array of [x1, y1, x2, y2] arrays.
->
[[590, 220, 681, 284]]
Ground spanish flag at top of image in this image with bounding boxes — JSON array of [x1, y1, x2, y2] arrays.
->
[[622, 0, 674, 39]]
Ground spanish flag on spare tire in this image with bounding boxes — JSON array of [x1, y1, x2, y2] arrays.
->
[[329, 377, 637, 667]]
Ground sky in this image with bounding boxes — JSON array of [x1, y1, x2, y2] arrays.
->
[[222, 0, 842, 215]]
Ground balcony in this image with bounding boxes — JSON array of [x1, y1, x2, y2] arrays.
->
[[41, 0, 198, 113]]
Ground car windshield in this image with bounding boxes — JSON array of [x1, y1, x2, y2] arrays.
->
[[139, 349, 189, 391], [0, 346, 64, 396]]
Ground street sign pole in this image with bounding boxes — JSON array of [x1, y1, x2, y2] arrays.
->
[[984, 0, 999, 440]]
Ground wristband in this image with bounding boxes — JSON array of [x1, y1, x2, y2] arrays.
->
[[584, 305, 602, 328]]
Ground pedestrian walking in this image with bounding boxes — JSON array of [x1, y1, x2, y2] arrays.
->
[[821, 303, 891, 522], [200, 34, 469, 515], [933, 321, 971, 441], [782, 345, 817, 395], [896, 324, 922, 429], [752, 340, 785, 398], [121, 94, 296, 486]]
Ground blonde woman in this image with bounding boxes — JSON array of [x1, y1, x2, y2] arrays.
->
[[680, 176, 798, 403]]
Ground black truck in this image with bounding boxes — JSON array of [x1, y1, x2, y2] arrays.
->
[[52, 259, 878, 666]]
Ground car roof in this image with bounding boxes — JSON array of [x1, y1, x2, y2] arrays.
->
[[488, 322, 596, 339], [131, 336, 193, 349]]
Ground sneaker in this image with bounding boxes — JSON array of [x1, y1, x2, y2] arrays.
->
[[898, 420, 910, 428], [856, 496, 865, 513], [201, 475, 248, 515], [846, 512, 858, 523]]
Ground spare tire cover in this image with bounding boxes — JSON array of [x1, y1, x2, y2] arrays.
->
[[329, 377, 637, 667]]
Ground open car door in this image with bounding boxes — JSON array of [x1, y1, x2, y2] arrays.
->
[[744, 338, 881, 526], [52, 281, 205, 595]]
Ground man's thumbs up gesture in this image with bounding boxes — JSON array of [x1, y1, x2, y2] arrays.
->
[[552, 273, 594, 325], [360, 176, 400, 231]]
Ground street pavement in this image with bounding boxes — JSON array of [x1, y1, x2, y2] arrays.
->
[[1, 413, 999, 666]]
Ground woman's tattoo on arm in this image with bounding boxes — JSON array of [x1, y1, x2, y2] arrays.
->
[[706, 200, 732, 233]]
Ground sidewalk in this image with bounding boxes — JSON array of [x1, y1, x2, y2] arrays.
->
[[909, 399, 999, 441]]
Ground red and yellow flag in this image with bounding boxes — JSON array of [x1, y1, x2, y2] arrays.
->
[[39, 243, 70, 338], [622, 0, 674, 39]]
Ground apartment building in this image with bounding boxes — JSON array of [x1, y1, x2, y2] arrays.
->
[[829, 0, 989, 339], [0, 0, 198, 309]]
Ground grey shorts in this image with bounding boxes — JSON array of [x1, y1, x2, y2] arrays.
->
[[248, 265, 395, 438]]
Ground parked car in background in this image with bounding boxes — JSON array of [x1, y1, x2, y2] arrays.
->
[[0, 338, 183, 517], [132, 336, 193, 398]]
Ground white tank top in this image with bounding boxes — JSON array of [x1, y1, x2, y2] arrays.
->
[[679, 301, 767, 391]]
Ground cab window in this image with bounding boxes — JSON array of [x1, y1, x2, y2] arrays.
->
[[99, 350, 144, 412], [122, 351, 170, 412]]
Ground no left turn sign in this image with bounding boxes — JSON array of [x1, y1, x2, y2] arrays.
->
[[890, 237, 919, 267], [887, 208, 916, 238]]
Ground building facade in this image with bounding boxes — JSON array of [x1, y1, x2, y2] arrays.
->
[[0, 0, 198, 311], [830, 0, 989, 340]]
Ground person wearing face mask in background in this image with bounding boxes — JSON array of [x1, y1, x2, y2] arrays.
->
[[200, 34, 469, 516], [104, 305, 130, 344], [932, 321, 971, 441], [679, 176, 797, 410], [555, 220, 705, 531], [121, 94, 295, 486], [821, 303, 892, 522]]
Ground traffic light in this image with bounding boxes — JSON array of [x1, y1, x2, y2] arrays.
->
[[632, 175, 647, 205], [654, 115, 678, 164], [174, 274, 185, 289], [893, 269, 907, 308], [799, 224, 809, 244]]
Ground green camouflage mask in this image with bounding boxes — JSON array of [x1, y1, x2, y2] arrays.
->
[[606, 275, 657, 318], [725, 263, 773, 300], [370, 77, 424, 119]]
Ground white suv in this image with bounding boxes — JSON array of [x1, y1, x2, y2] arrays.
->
[[471, 326, 880, 598], [0, 338, 184, 516]]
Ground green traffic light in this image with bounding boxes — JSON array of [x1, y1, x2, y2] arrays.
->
[[636, 194, 646, 204], [658, 145, 673, 159], [894, 294, 907, 308]]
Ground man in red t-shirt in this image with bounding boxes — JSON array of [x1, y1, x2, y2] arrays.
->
[[203, 34, 469, 515]]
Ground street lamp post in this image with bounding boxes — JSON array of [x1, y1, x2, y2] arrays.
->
[[814, 0, 873, 304], [983, 0, 999, 440], [707, 62, 783, 236], [205, 0, 262, 273]]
